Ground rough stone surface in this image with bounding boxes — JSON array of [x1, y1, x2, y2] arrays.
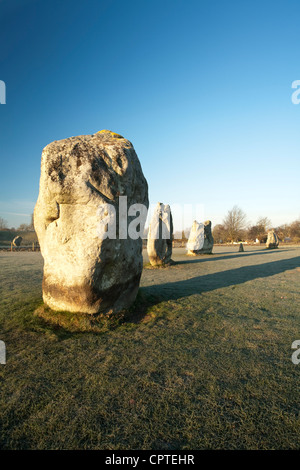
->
[[186, 221, 204, 255], [239, 242, 244, 252], [266, 230, 279, 249], [34, 130, 148, 314], [147, 202, 173, 266], [12, 236, 22, 247], [197, 220, 214, 254]]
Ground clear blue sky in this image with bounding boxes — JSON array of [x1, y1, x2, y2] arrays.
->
[[0, 0, 300, 230]]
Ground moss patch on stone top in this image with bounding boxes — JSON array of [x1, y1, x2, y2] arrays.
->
[[97, 130, 124, 139]]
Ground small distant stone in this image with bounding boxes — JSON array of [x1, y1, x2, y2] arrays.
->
[[197, 220, 214, 254], [266, 230, 279, 249], [147, 202, 173, 266], [186, 221, 204, 255], [12, 236, 22, 247]]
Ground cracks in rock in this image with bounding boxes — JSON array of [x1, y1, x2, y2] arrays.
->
[[86, 180, 114, 203]]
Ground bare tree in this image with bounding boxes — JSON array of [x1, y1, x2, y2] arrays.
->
[[223, 206, 247, 242], [17, 214, 35, 232], [247, 216, 272, 241], [276, 223, 291, 241], [212, 224, 226, 243], [0, 217, 8, 230], [289, 220, 300, 238], [256, 217, 271, 232], [17, 223, 31, 231]]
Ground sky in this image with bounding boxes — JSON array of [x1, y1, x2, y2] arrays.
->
[[0, 0, 300, 231]]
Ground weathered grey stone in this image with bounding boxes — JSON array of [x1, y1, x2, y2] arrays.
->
[[34, 130, 148, 314], [12, 236, 22, 247], [186, 221, 204, 255], [147, 202, 173, 266], [238, 242, 244, 252], [197, 220, 214, 254], [266, 230, 279, 249]]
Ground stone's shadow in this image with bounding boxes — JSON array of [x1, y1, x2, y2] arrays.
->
[[124, 290, 159, 324], [139, 256, 300, 304], [34, 303, 126, 337], [175, 249, 292, 265], [34, 251, 300, 329]]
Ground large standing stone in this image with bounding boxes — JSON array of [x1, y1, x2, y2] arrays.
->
[[34, 130, 149, 314], [186, 221, 204, 255], [197, 220, 214, 254], [147, 202, 173, 266], [266, 230, 279, 249]]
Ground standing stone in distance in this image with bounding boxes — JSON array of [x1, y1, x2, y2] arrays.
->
[[266, 230, 279, 249], [12, 236, 22, 247], [186, 221, 204, 255], [147, 202, 173, 266], [197, 220, 214, 254], [34, 130, 149, 314]]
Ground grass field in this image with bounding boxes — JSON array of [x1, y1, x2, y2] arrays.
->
[[0, 246, 299, 449]]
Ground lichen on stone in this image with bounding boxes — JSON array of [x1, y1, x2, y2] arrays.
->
[[97, 130, 124, 139]]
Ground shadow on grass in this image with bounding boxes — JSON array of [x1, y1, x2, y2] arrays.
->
[[24, 252, 300, 333], [33, 304, 126, 338], [175, 249, 293, 265], [139, 255, 300, 304], [49, 253, 300, 328]]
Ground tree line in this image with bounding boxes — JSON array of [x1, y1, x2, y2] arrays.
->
[[173, 206, 300, 244], [212, 206, 300, 243], [1, 207, 300, 244], [0, 214, 34, 232]]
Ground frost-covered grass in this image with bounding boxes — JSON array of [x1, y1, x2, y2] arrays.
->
[[0, 247, 299, 449]]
